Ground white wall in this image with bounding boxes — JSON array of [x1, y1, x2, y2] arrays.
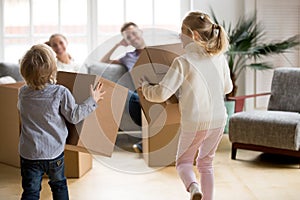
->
[[192, 0, 245, 27], [179, 0, 246, 27], [0, 0, 4, 60], [191, 0, 248, 97]]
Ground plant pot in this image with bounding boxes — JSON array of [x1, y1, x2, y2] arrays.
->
[[224, 100, 235, 133]]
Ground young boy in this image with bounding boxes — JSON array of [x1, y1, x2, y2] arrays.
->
[[18, 44, 105, 200]]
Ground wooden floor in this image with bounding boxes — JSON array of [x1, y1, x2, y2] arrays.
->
[[1, 134, 299, 200]]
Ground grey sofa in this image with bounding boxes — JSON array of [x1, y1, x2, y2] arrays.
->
[[0, 61, 140, 132], [229, 67, 300, 162], [87, 62, 141, 132]]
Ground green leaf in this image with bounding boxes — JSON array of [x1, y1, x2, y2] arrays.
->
[[247, 63, 273, 70], [251, 35, 300, 57], [209, 9, 299, 96]]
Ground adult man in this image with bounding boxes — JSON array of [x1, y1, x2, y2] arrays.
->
[[100, 22, 146, 153]]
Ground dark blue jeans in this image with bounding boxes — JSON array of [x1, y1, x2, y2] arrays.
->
[[128, 90, 142, 127], [20, 152, 69, 200], [129, 91, 143, 147]]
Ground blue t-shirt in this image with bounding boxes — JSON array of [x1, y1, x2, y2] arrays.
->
[[119, 49, 141, 71]]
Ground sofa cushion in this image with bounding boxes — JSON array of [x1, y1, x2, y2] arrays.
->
[[268, 68, 300, 112], [229, 110, 300, 150], [0, 62, 23, 81], [87, 62, 136, 90], [0, 76, 16, 84]]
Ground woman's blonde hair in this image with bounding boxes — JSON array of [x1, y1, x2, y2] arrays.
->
[[182, 11, 229, 55], [45, 33, 68, 48], [20, 44, 57, 90]]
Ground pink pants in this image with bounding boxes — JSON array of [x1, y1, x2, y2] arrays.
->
[[176, 127, 224, 200]]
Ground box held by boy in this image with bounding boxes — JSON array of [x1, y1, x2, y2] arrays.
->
[[56, 71, 128, 157]]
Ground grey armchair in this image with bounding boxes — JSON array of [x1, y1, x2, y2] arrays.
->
[[228, 67, 300, 163]]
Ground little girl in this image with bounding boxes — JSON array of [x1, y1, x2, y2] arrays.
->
[[18, 44, 105, 200], [140, 11, 233, 200]]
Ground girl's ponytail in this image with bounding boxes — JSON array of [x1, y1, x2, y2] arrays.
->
[[182, 11, 229, 55], [206, 23, 229, 55]]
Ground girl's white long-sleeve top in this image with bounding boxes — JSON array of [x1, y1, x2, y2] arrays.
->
[[141, 42, 233, 132]]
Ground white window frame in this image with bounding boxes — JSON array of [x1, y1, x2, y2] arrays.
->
[[0, 0, 4, 60], [0, 0, 190, 62]]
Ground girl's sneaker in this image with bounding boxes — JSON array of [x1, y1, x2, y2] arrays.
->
[[190, 191, 202, 200], [189, 183, 202, 200]]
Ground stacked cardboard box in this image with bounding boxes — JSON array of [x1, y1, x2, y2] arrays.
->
[[64, 149, 93, 178], [0, 72, 128, 177], [0, 82, 23, 168]]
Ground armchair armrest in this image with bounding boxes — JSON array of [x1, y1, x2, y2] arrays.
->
[[227, 92, 271, 112]]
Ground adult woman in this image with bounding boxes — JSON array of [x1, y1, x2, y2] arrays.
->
[[46, 33, 81, 72]]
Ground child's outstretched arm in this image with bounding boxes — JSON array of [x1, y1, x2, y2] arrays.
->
[[60, 82, 106, 124], [90, 82, 106, 102], [140, 58, 184, 103]]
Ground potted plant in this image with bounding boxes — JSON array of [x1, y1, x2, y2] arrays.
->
[[211, 10, 299, 98], [210, 10, 299, 132]]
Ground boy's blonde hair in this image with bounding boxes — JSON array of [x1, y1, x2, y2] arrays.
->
[[20, 44, 57, 90], [182, 11, 229, 55]]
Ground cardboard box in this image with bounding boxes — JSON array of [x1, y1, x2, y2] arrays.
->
[[0, 82, 24, 168], [64, 149, 93, 178], [131, 43, 184, 86], [56, 71, 128, 156], [141, 104, 181, 167], [131, 43, 184, 167]]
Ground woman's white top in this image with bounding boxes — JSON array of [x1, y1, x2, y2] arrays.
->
[[57, 57, 82, 73]]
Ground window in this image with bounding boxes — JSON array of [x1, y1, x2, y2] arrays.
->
[[94, 0, 182, 62], [2, 0, 88, 63], [1, 0, 183, 64]]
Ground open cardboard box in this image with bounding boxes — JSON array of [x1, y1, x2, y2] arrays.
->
[[56, 71, 128, 156], [131, 43, 184, 167], [0, 72, 127, 176]]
